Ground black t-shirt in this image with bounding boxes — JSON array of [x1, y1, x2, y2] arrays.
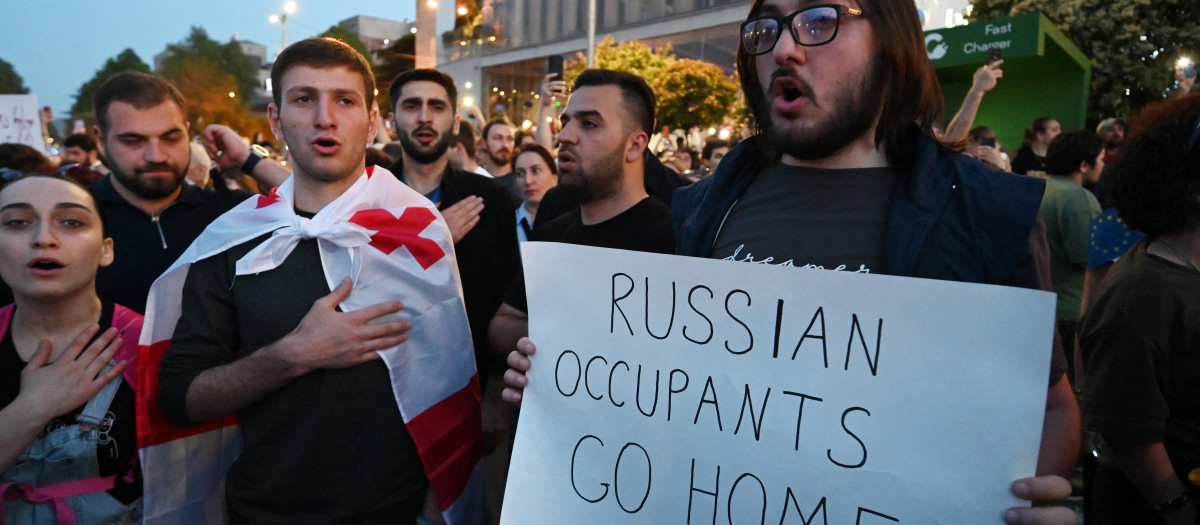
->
[[712, 163, 901, 272], [1080, 240, 1200, 480], [0, 301, 141, 504], [1011, 145, 1046, 176], [709, 161, 1067, 386], [507, 197, 676, 313], [157, 226, 425, 524]]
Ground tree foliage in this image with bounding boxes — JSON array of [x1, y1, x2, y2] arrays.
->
[[160, 27, 269, 138], [565, 36, 742, 131], [969, 0, 1200, 120], [374, 34, 417, 116], [0, 58, 30, 94], [162, 27, 260, 103], [70, 49, 151, 120], [655, 59, 740, 130]]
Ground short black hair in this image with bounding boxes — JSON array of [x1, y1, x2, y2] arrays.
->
[[1045, 129, 1103, 176], [1104, 94, 1200, 237], [272, 37, 376, 109], [63, 133, 99, 152], [572, 69, 656, 136], [388, 69, 457, 114], [482, 117, 514, 143], [94, 71, 188, 132], [455, 119, 478, 157], [702, 139, 730, 160]]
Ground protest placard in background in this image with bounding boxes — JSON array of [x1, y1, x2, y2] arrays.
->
[[502, 243, 1056, 524], [0, 95, 43, 151]]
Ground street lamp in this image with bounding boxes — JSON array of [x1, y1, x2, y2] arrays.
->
[[268, 1, 298, 54]]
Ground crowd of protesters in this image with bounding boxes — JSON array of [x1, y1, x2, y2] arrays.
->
[[1, 0, 1198, 523]]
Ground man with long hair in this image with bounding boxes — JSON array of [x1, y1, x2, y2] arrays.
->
[[669, 0, 1078, 521]]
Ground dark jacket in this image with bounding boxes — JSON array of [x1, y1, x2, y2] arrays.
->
[[92, 176, 249, 313], [672, 129, 1046, 284]]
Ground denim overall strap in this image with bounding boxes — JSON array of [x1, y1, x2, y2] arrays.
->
[[75, 365, 121, 428]]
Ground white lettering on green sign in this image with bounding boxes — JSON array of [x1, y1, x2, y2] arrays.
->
[[985, 22, 1013, 35]]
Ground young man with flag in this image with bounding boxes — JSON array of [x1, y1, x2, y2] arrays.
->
[[138, 38, 482, 524]]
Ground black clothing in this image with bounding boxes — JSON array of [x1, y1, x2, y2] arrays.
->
[[91, 176, 251, 314], [158, 233, 426, 524], [1011, 144, 1046, 175], [388, 160, 521, 376], [493, 172, 522, 207], [0, 301, 141, 504], [713, 164, 901, 272], [674, 135, 1068, 386], [1081, 240, 1200, 517], [506, 197, 676, 313], [534, 152, 687, 228]]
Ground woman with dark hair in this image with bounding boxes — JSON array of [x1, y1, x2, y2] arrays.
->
[[1012, 117, 1061, 175], [512, 143, 558, 242], [0, 174, 142, 523], [1079, 94, 1200, 524]]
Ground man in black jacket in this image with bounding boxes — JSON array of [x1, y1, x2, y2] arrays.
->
[[386, 68, 520, 520]]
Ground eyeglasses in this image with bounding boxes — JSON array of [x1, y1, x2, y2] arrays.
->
[[740, 4, 863, 56]]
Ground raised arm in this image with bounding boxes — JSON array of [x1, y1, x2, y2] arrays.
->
[[203, 124, 292, 190], [944, 60, 1004, 144], [535, 73, 567, 150]]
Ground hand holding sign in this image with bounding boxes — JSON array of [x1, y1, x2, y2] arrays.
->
[[503, 243, 1072, 524], [501, 337, 535, 404]]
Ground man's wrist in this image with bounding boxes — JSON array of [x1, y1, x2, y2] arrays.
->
[[241, 144, 270, 175], [1152, 490, 1195, 515], [253, 336, 310, 380]]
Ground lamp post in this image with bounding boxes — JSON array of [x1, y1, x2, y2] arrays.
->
[[268, 1, 298, 55]]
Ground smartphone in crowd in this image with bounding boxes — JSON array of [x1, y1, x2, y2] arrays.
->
[[548, 55, 564, 82], [987, 48, 1002, 64]]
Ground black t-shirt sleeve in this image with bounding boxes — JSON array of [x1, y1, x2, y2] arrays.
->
[[1002, 215, 1068, 387], [157, 252, 242, 427], [1081, 325, 1167, 444]]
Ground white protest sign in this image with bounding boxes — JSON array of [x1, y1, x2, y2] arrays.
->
[[503, 243, 1056, 524], [0, 95, 43, 151]]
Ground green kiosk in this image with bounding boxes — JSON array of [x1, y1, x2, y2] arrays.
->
[[925, 12, 1091, 151]]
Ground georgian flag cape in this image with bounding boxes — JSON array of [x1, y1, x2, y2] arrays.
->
[[135, 165, 483, 524]]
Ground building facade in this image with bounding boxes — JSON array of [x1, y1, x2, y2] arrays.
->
[[424, 0, 970, 125]]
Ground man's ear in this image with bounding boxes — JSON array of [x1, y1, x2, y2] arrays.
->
[[626, 130, 649, 163], [367, 104, 379, 144], [268, 103, 283, 141]]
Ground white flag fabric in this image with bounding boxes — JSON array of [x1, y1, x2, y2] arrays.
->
[[136, 165, 483, 524]]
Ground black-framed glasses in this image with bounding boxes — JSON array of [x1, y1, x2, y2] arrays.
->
[[740, 4, 863, 56]]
